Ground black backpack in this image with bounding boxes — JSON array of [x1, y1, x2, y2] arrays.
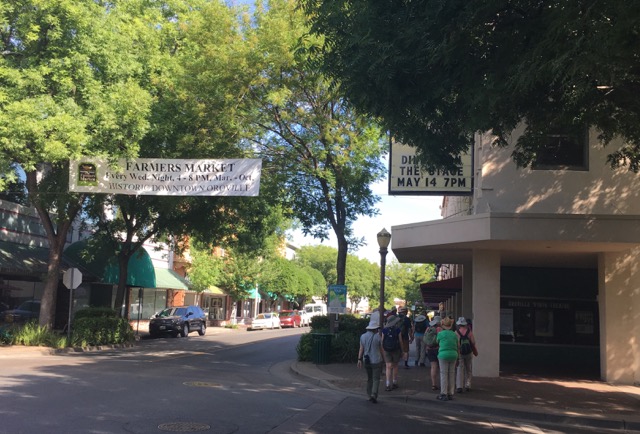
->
[[382, 326, 400, 352], [459, 328, 472, 355], [414, 320, 427, 334]]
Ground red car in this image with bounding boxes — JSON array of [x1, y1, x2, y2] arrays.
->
[[278, 310, 301, 328]]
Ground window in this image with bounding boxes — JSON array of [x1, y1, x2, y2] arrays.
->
[[532, 128, 588, 170]]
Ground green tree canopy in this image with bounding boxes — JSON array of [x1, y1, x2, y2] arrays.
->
[[301, 1, 640, 171], [0, 0, 163, 327], [246, 0, 387, 286]]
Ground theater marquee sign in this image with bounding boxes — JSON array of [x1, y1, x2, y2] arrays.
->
[[389, 141, 473, 195], [69, 158, 262, 196]]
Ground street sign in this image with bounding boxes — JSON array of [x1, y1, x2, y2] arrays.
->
[[63, 268, 82, 289]]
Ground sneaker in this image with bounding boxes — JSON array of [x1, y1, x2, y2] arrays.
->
[[465, 387, 471, 392], [370, 396, 377, 404], [447, 394, 453, 400], [385, 386, 392, 392], [456, 388, 463, 393], [392, 383, 398, 390], [436, 394, 447, 401]]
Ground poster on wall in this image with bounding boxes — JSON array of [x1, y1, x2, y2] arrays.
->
[[69, 158, 262, 196], [388, 141, 473, 195]]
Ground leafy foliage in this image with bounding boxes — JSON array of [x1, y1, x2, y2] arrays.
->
[[246, 0, 387, 285], [301, 0, 640, 171]]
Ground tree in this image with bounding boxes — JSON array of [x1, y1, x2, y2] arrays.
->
[[246, 0, 387, 286], [385, 261, 435, 309], [344, 255, 377, 312], [0, 0, 159, 328], [301, 1, 640, 171]]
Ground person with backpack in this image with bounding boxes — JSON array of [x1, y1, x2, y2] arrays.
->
[[424, 315, 441, 390], [357, 312, 385, 403], [398, 306, 414, 368], [381, 314, 403, 391], [413, 314, 428, 367], [455, 317, 477, 393]]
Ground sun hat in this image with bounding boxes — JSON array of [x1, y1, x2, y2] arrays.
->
[[366, 311, 381, 330], [385, 315, 402, 328], [441, 316, 453, 329], [429, 315, 441, 327], [399, 306, 408, 313], [456, 316, 468, 326], [415, 314, 427, 323]]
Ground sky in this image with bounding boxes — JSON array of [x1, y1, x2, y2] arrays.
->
[[288, 169, 444, 264]]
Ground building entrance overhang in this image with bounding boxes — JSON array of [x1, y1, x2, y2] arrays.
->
[[391, 213, 640, 268]]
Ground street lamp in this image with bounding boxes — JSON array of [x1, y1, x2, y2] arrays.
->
[[377, 228, 391, 322]]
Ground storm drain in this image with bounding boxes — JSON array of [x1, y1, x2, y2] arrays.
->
[[158, 422, 210, 432], [183, 381, 222, 388]]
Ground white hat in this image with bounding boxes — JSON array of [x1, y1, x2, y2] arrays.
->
[[429, 315, 441, 326], [415, 314, 427, 323], [456, 317, 468, 326], [366, 311, 381, 330]]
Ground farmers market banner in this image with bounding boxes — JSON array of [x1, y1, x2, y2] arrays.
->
[[69, 158, 262, 196]]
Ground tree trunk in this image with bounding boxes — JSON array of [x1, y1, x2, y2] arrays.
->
[[114, 252, 131, 318], [335, 232, 348, 285]]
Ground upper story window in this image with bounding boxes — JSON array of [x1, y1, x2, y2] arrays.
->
[[532, 127, 588, 171]]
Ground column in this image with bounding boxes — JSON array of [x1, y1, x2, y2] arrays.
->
[[472, 250, 501, 377], [598, 249, 640, 384]]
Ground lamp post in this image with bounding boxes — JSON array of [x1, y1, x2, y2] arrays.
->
[[377, 228, 391, 322]]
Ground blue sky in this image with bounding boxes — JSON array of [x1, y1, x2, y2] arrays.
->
[[289, 170, 443, 264]]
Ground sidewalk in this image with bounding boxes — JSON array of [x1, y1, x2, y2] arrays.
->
[[290, 360, 640, 431]]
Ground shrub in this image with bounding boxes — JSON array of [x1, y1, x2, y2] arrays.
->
[[6, 321, 69, 348], [296, 332, 313, 361], [297, 314, 369, 363], [71, 309, 134, 346]]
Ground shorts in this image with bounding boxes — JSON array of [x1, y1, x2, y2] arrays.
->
[[384, 349, 402, 364], [426, 348, 439, 363]]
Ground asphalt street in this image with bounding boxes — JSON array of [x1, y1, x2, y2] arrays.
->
[[1, 328, 636, 433]]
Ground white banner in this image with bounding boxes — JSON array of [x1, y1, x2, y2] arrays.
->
[[389, 141, 473, 195], [69, 158, 262, 196]]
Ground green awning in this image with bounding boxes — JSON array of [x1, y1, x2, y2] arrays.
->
[[154, 268, 190, 290], [64, 239, 155, 288]]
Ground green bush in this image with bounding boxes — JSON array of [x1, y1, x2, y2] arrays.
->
[[297, 314, 369, 363], [296, 332, 313, 361], [73, 307, 118, 319], [71, 315, 134, 346], [3, 321, 69, 348]]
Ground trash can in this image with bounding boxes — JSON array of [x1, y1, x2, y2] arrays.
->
[[312, 333, 332, 365]]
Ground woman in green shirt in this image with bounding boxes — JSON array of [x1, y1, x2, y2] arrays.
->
[[436, 316, 459, 400]]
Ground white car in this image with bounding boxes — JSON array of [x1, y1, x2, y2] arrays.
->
[[249, 312, 280, 330], [296, 310, 310, 327]]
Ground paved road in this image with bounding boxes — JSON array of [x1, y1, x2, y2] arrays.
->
[[0, 328, 633, 433]]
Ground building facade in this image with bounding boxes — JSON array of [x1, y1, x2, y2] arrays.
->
[[391, 127, 640, 385]]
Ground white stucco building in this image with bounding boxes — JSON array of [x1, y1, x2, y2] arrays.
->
[[391, 127, 640, 385]]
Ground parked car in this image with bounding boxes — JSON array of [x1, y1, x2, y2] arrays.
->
[[248, 312, 280, 330], [149, 305, 206, 338], [278, 310, 301, 328], [296, 310, 310, 327], [3, 300, 40, 324]]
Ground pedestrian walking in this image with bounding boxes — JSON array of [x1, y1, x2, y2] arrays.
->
[[436, 316, 459, 401], [398, 306, 413, 368], [381, 314, 403, 391], [357, 312, 385, 403], [424, 315, 441, 390], [413, 314, 428, 367], [455, 317, 477, 393]]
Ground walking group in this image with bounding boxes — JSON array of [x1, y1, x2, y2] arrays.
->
[[357, 308, 477, 404]]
